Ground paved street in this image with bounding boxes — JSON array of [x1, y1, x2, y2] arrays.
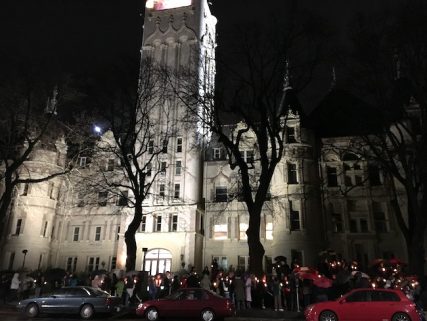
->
[[0, 302, 305, 321]]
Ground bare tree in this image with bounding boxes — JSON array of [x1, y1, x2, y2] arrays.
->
[[76, 58, 177, 271], [336, 1, 427, 275], [172, 11, 330, 275]]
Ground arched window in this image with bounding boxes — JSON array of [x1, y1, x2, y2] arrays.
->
[[143, 249, 172, 276]]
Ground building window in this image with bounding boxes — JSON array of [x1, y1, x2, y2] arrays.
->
[[66, 257, 78, 272], [373, 201, 388, 233], [287, 163, 298, 184], [139, 216, 146, 232], [215, 186, 228, 202], [343, 153, 363, 186], [73, 227, 80, 242], [349, 216, 369, 233], [87, 257, 100, 272], [242, 150, 254, 163], [213, 224, 228, 240], [176, 137, 183, 153], [369, 165, 382, 186], [237, 256, 249, 271], [212, 256, 229, 270], [289, 201, 300, 231], [266, 222, 273, 240], [8, 252, 15, 270], [106, 159, 115, 171], [98, 191, 108, 206], [286, 126, 297, 143], [95, 227, 102, 241], [110, 256, 117, 270], [117, 191, 129, 206], [148, 140, 154, 154], [174, 184, 180, 199], [175, 160, 182, 175], [14, 218, 22, 235], [213, 148, 221, 160], [170, 214, 178, 232], [160, 162, 166, 175], [159, 184, 165, 198], [326, 167, 338, 187], [79, 156, 87, 168], [42, 221, 48, 237], [116, 226, 120, 240], [239, 222, 248, 240], [162, 139, 168, 153], [146, 163, 152, 177], [22, 183, 30, 196], [154, 216, 162, 232], [48, 182, 56, 199], [332, 213, 343, 233]]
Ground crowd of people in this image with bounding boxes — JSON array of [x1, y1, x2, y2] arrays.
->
[[1, 255, 427, 312]]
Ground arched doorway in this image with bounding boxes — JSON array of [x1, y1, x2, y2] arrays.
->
[[142, 249, 172, 275]]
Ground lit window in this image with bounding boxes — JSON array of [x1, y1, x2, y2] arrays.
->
[[266, 222, 273, 240], [239, 223, 248, 240], [213, 224, 228, 240]]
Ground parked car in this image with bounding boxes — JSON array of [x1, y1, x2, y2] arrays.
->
[[305, 288, 424, 321], [17, 286, 121, 319], [136, 287, 235, 321]]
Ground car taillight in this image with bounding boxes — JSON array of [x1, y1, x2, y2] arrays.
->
[[106, 297, 113, 305]]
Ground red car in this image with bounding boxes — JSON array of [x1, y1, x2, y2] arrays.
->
[[305, 288, 424, 321], [136, 288, 235, 321]]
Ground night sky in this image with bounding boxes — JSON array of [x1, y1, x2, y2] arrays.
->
[[1, 0, 401, 111]]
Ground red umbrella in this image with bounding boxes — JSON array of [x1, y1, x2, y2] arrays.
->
[[294, 267, 319, 280], [389, 258, 406, 265], [313, 276, 333, 288]]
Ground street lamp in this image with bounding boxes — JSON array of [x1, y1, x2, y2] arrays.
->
[[142, 248, 148, 272], [22, 249, 28, 270]]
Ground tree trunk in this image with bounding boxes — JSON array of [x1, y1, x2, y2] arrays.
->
[[124, 200, 143, 271], [247, 207, 265, 277]]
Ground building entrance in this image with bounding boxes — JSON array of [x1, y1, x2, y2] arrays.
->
[[143, 248, 172, 275]]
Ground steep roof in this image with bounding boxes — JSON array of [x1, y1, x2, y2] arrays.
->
[[308, 88, 385, 137]]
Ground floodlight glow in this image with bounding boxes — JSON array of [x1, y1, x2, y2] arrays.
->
[[146, 0, 192, 10], [94, 125, 102, 133]]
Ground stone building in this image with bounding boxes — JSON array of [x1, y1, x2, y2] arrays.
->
[[0, 0, 414, 275]]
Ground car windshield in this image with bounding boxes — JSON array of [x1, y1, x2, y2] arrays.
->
[[86, 287, 109, 297]]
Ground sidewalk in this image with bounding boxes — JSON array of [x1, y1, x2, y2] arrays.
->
[[229, 308, 304, 321]]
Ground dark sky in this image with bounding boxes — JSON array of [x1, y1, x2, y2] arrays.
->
[[0, 0, 401, 110]]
